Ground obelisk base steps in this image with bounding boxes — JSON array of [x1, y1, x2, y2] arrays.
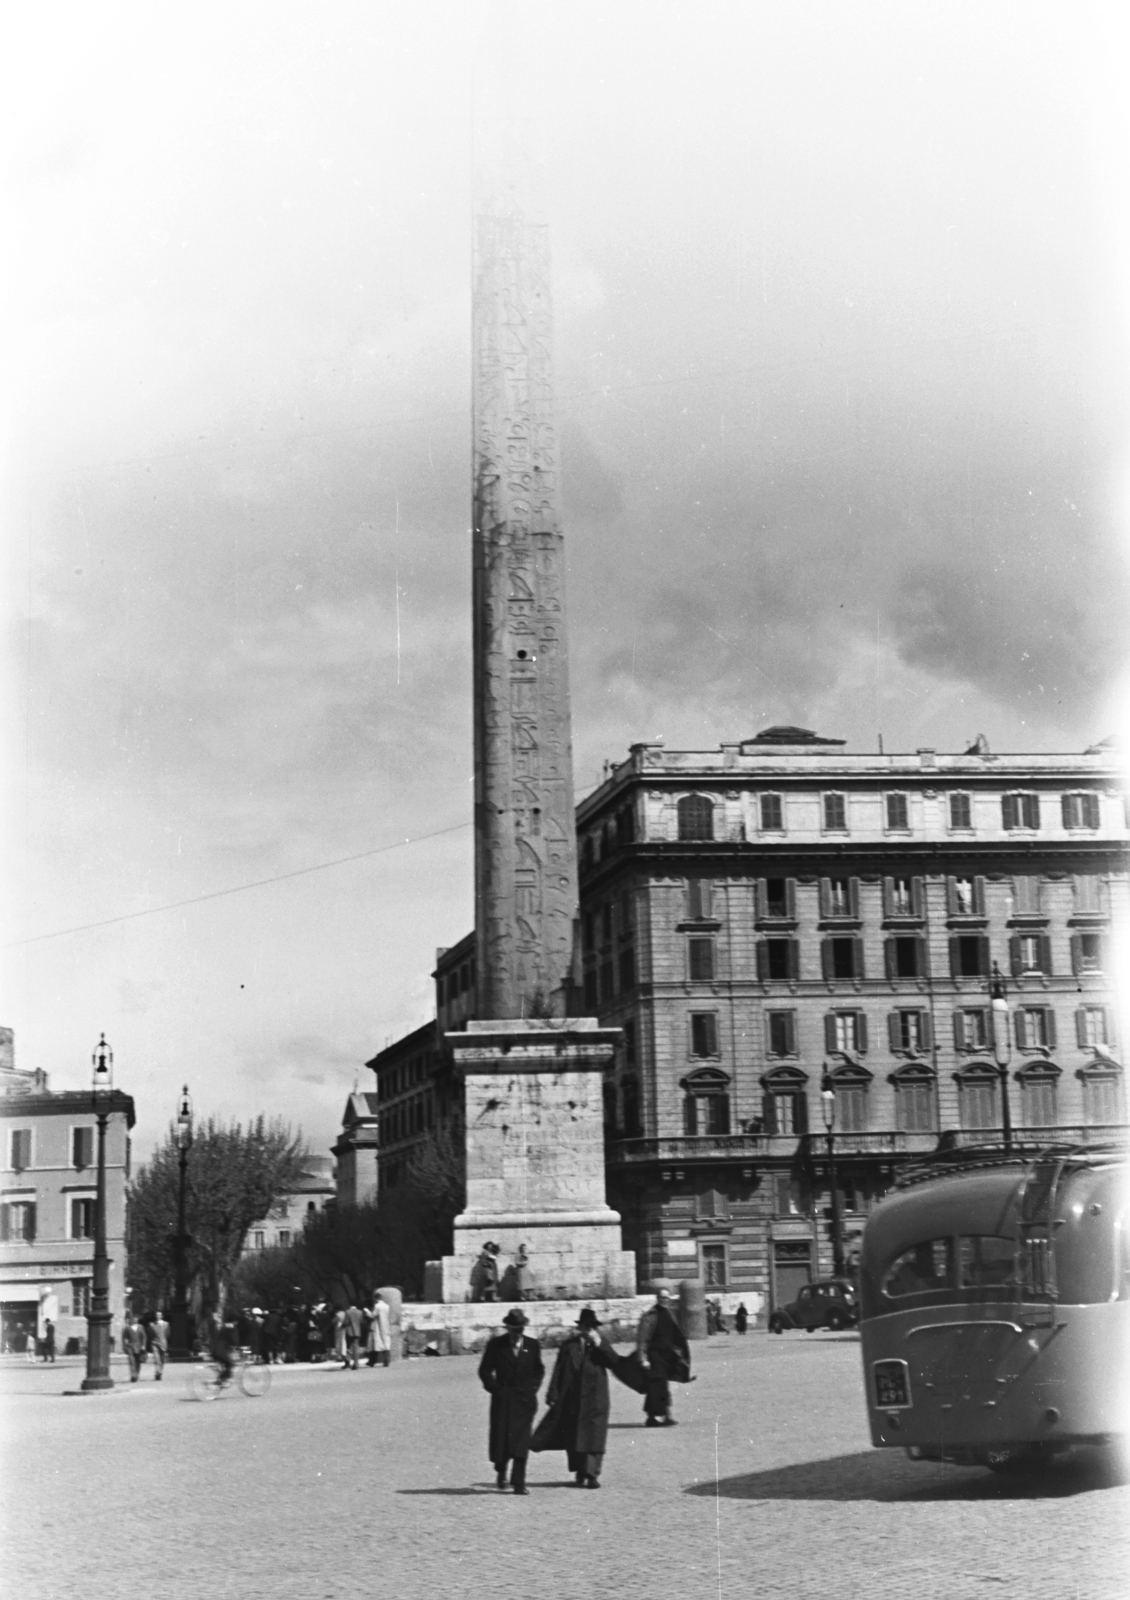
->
[[439, 1019, 637, 1303]]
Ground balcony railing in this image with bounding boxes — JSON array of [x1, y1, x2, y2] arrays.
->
[[944, 1123, 1129, 1149], [606, 1125, 1129, 1165]]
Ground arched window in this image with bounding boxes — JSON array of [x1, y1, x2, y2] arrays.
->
[[760, 1065, 809, 1136], [889, 1062, 936, 1133], [681, 1067, 731, 1136], [677, 794, 714, 842], [1017, 1060, 1060, 1128], [955, 1062, 999, 1131], [1077, 1062, 1124, 1127], [823, 1061, 872, 1133]]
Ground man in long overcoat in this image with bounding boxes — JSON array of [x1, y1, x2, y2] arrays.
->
[[531, 1308, 615, 1487], [477, 1308, 544, 1493], [636, 1282, 690, 1426]]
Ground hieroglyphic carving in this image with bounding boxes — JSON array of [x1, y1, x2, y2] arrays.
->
[[472, 210, 579, 1019]]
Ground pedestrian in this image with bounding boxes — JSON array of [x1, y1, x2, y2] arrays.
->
[[149, 1309, 169, 1378], [531, 1308, 615, 1488], [344, 1301, 363, 1370], [333, 1306, 348, 1367], [636, 1281, 690, 1427], [41, 1318, 56, 1363], [366, 1293, 391, 1368], [477, 1307, 544, 1494], [124, 1313, 147, 1382], [471, 1241, 501, 1302], [735, 1302, 748, 1335]]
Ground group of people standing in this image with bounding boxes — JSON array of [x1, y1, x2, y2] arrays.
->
[[471, 1242, 533, 1303], [478, 1282, 691, 1493], [122, 1311, 168, 1381]]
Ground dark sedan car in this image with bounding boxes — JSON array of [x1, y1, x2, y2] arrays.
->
[[769, 1278, 859, 1333]]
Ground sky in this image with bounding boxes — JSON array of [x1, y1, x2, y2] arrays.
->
[[4, 1, 1128, 1163]]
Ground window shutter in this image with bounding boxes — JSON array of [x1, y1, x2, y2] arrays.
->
[[1045, 1009, 1057, 1050], [824, 1014, 838, 1053], [821, 940, 834, 981], [973, 876, 986, 915], [785, 878, 797, 919], [856, 1013, 869, 1054], [71, 1199, 81, 1239], [1024, 793, 1040, 829], [1015, 1012, 1028, 1050], [763, 1094, 777, 1135], [819, 878, 832, 919], [1076, 1009, 1088, 1048], [888, 1012, 902, 1052], [1009, 935, 1021, 978], [849, 878, 861, 918], [794, 1092, 808, 1135], [1083, 793, 1100, 828], [953, 1011, 966, 1050], [24, 1205, 35, 1243], [1039, 935, 1052, 977], [852, 937, 865, 979], [756, 942, 769, 982], [784, 1013, 797, 1055], [882, 877, 894, 918], [787, 939, 800, 980], [1061, 794, 1073, 829], [884, 938, 896, 980], [910, 877, 924, 918], [755, 879, 767, 920], [916, 937, 929, 979], [946, 876, 958, 916], [948, 936, 961, 979], [919, 1012, 932, 1051], [0, 1207, 7, 1243], [1070, 934, 1081, 976], [979, 935, 991, 976], [1002, 794, 1018, 829]]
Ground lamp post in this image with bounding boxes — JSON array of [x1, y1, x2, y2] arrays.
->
[[820, 1077, 846, 1278], [989, 963, 1014, 1152], [81, 1034, 115, 1392], [169, 1084, 194, 1361]]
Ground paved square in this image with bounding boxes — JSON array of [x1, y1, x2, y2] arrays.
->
[[3, 1334, 1126, 1600]]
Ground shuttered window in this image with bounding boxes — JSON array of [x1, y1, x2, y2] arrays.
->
[[1071, 934, 1104, 975], [885, 937, 926, 979], [949, 935, 990, 978], [1012, 876, 1042, 916], [954, 1009, 989, 1050], [70, 1198, 95, 1239], [9, 1130, 31, 1172], [949, 792, 972, 829], [823, 937, 862, 980], [72, 1127, 94, 1169], [760, 793, 784, 831], [1073, 875, 1103, 915], [883, 876, 923, 919], [947, 876, 985, 917], [1002, 792, 1040, 830], [688, 937, 715, 981], [889, 1010, 931, 1053], [766, 1012, 797, 1057], [894, 1075, 936, 1132], [885, 792, 909, 829], [687, 878, 713, 920], [1076, 1007, 1109, 1048], [959, 1076, 998, 1130], [1010, 934, 1051, 977], [1016, 1008, 1056, 1050], [0, 1202, 36, 1242], [1062, 792, 1100, 829], [825, 1012, 868, 1054], [678, 795, 714, 841], [1082, 1074, 1123, 1126], [823, 792, 847, 830], [758, 939, 799, 981], [1020, 1074, 1057, 1127], [820, 877, 859, 918], [690, 1013, 719, 1057], [833, 1081, 869, 1132], [757, 877, 796, 920]]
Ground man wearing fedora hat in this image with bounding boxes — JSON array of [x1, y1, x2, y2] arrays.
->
[[531, 1308, 615, 1488], [477, 1307, 545, 1493]]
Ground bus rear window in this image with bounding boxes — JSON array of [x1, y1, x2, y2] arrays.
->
[[882, 1234, 1020, 1300], [882, 1239, 955, 1297], [959, 1235, 1018, 1289]]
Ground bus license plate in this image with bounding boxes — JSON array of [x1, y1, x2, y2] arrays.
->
[[873, 1359, 912, 1409]]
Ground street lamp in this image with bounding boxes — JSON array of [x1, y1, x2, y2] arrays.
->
[[81, 1034, 115, 1392], [169, 1084, 194, 1361], [820, 1076, 846, 1278], [989, 963, 1014, 1152]]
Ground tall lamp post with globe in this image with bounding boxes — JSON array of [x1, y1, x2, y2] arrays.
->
[[81, 1034, 115, 1392], [820, 1077, 846, 1279], [169, 1085, 194, 1360]]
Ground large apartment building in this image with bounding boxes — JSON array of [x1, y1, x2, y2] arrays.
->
[[342, 729, 1126, 1313]]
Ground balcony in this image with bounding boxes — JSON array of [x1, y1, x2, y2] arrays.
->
[[607, 1130, 938, 1165], [943, 1124, 1129, 1150]]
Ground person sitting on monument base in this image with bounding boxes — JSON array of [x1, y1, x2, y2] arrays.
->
[[636, 1281, 691, 1427], [478, 1308, 545, 1494]]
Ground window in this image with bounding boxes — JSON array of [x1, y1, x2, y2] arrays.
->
[[1002, 792, 1040, 830], [1076, 1007, 1109, 1048], [252, 1231, 265, 1251], [1062, 792, 1100, 830], [885, 937, 924, 979], [947, 876, 984, 916], [884, 876, 922, 919], [886, 792, 909, 830], [1073, 875, 1103, 915], [1016, 1008, 1056, 1051], [683, 1092, 730, 1136], [825, 1011, 867, 1054], [949, 792, 972, 829], [688, 938, 715, 982], [1081, 1071, 1123, 1126], [832, 1077, 869, 1132], [820, 877, 858, 919], [823, 792, 847, 830], [687, 877, 713, 920], [618, 945, 635, 992], [889, 1010, 931, 1054], [72, 1280, 91, 1317], [678, 794, 714, 841], [954, 1009, 989, 1051], [701, 1243, 727, 1287], [893, 1069, 936, 1132], [759, 877, 794, 920], [0, 1201, 36, 1242], [773, 1172, 801, 1215], [72, 1128, 94, 1170], [758, 938, 798, 981], [767, 1012, 797, 1057], [9, 1130, 31, 1172], [617, 804, 636, 843], [1072, 933, 1104, 975], [277, 1230, 291, 1248], [823, 937, 862, 980], [950, 935, 990, 978], [690, 1013, 719, 1057], [762, 1070, 809, 1134], [1019, 1069, 1058, 1127], [1012, 877, 1044, 918], [760, 793, 784, 831], [70, 1198, 95, 1240], [622, 1077, 642, 1137], [958, 1070, 999, 1130], [1011, 934, 1050, 976], [883, 1238, 956, 1298]]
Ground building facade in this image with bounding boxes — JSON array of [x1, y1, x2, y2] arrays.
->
[[575, 729, 1127, 1308], [243, 1154, 336, 1255], [0, 1034, 135, 1353]]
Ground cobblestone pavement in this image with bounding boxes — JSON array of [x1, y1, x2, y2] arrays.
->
[[2, 1334, 1126, 1600]]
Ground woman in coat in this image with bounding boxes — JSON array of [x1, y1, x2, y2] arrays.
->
[[531, 1308, 615, 1488], [366, 1293, 391, 1368], [477, 1308, 545, 1493]]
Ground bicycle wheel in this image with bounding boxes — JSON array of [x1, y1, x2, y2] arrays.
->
[[191, 1364, 223, 1402], [239, 1361, 271, 1398]]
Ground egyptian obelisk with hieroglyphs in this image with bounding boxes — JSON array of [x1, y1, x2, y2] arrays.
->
[[437, 155, 636, 1303]]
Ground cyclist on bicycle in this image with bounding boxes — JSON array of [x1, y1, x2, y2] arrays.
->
[[208, 1310, 237, 1385]]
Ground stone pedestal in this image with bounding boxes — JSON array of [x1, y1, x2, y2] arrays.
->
[[439, 1019, 637, 1302]]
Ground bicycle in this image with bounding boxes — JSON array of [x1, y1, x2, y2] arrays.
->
[[190, 1355, 271, 1401]]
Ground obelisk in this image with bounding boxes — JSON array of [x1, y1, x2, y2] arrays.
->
[[438, 156, 636, 1303]]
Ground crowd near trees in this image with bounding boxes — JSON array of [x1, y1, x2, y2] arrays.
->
[[127, 1115, 465, 1316]]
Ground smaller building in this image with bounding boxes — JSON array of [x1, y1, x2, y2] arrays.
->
[[0, 1031, 135, 1353], [243, 1155, 336, 1255], [333, 1094, 381, 1206]]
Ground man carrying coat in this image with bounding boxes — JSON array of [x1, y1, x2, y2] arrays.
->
[[636, 1281, 690, 1426], [477, 1307, 544, 1494], [531, 1307, 615, 1488]]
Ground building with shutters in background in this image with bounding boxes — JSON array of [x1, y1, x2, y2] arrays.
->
[[0, 1030, 135, 1353]]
